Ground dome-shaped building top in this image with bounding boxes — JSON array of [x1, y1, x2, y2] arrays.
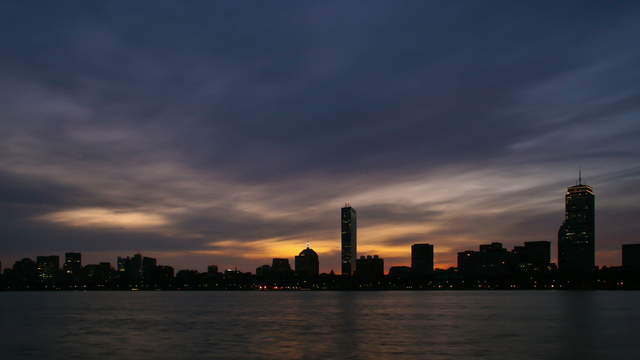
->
[[295, 246, 319, 277]]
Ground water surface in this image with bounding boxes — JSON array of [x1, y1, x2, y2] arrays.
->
[[0, 291, 638, 359]]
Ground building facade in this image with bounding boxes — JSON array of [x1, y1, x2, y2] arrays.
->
[[36, 255, 59, 283], [271, 258, 291, 274], [512, 241, 551, 270], [622, 244, 640, 272], [63, 252, 82, 276], [411, 243, 434, 275], [356, 255, 384, 280], [558, 180, 595, 275], [295, 246, 319, 277], [341, 205, 357, 275]]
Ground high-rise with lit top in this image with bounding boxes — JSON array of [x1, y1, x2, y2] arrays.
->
[[558, 173, 595, 275]]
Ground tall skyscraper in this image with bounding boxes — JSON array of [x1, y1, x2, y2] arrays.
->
[[558, 174, 595, 275], [411, 243, 434, 275], [341, 204, 357, 275]]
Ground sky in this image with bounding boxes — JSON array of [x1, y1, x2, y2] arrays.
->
[[1, 1, 640, 273]]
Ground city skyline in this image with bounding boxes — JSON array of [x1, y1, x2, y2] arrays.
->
[[2, 177, 635, 275], [0, 175, 637, 274], [3, 178, 639, 290], [2, 2, 640, 274]]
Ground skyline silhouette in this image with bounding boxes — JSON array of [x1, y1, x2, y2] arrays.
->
[[2, 177, 639, 289], [1, 175, 638, 274]]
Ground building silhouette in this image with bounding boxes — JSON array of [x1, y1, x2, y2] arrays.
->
[[558, 176, 595, 275], [458, 243, 509, 279], [256, 264, 271, 277], [117, 256, 129, 273], [63, 252, 82, 276], [142, 256, 157, 283], [84, 262, 113, 287], [295, 246, 319, 277], [10, 258, 37, 288], [388, 266, 412, 278], [271, 258, 291, 274], [511, 241, 550, 270], [207, 265, 219, 275], [126, 254, 143, 283], [411, 243, 434, 275], [622, 244, 640, 272], [341, 204, 357, 275], [356, 255, 384, 280], [36, 255, 59, 283]]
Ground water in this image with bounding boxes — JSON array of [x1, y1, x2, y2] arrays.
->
[[0, 291, 638, 360]]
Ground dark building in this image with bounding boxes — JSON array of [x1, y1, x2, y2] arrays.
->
[[84, 262, 113, 287], [117, 256, 129, 273], [155, 265, 174, 288], [295, 246, 319, 277], [512, 241, 551, 270], [36, 255, 59, 283], [271, 258, 292, 274], [11, 258, 38, 287], [457, 243, 509, 278], [175, 269, 200, 289], [558, 177, 595, 275], [116, 253, 156, 286], [411, 243, 434, 275], [256, 265, 271, 277], [457, 250, 478, 272], [341, 205, 357, 276], [127, 254, 144, 283], [207, 265, 219, 275], [356, 255, 384, 280], [63, 252, 82, 276], [388, 266, 412, 278], [142, 256, 157, 282], [622, 244, 640, 272]]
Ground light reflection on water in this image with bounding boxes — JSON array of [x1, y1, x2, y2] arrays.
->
[[0, 291, 638, 359]]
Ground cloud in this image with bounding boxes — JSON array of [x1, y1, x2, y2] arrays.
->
[[36, 208, 169, 229], [1, 2, 640, 272]]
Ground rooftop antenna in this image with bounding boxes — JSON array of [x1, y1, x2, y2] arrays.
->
[[306, 239, 310, 249], [579, 168, 582, 185]]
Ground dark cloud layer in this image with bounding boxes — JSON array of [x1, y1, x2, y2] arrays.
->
[[1, 1, 640, 272]]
